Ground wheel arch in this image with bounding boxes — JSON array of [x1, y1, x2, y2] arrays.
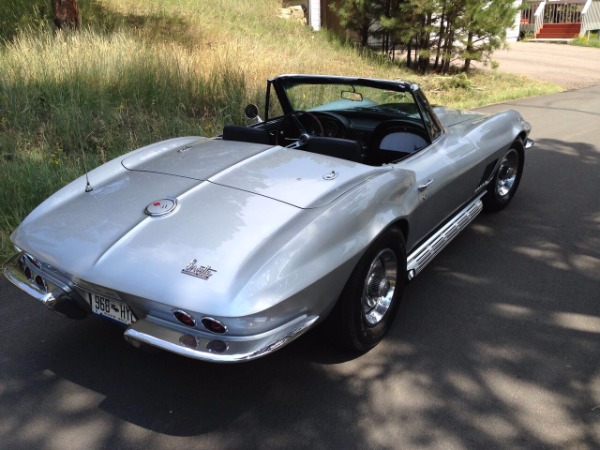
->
[[513, 135, 526, 171], [483, 137, 525, 212], [516, 131, 528, 146], [384, 218, 409, 244], [320, 218, 408, 352]]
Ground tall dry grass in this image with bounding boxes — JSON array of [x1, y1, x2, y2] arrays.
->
[[0, 0, 561, 259]]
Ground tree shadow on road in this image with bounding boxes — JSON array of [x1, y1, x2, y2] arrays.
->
[[0, 137, 598, 449]]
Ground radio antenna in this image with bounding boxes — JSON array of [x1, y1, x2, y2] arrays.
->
[[81, 132, 93, 192]]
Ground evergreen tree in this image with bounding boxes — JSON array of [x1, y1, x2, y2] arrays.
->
[[457, 0, 519, 71], [332, 0, 519, 74], [330, 0, 385, 47]]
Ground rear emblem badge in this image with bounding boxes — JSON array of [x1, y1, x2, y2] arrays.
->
[[181, 259, 217, 280], [145, 198, 178, 217]]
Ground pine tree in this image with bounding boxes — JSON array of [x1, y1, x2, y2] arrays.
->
[[331, 0, 519, 74]]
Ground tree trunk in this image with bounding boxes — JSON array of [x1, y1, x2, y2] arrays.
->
[[434, 9, 446, 71], [360, 24, 369, 47], [53, 0, 81, 31], [442, 27, 455, 74], [464, 31, 474, 72], [417, 14, 431, 74]]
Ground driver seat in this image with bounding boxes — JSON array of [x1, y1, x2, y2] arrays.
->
[[303, 137, 363, 163]]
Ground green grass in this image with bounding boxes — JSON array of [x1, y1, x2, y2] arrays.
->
[[0, 0, 562, 260], [570, 32, 600, 48]]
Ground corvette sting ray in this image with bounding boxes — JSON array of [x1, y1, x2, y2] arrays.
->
[[2, 74, 533, 362]]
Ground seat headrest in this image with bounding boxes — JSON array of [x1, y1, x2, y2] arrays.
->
[[222, 125, 270, 144]]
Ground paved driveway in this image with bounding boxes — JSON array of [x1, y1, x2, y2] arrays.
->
[[477, 41, 600, 89]]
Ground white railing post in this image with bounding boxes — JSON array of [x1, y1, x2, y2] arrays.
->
[[580, 0, 593, 36], [533, 1, 547, 37]]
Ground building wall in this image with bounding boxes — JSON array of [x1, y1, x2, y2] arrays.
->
[[507, 0, 523, 41]]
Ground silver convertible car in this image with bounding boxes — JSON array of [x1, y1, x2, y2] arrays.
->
[[3, 74, 532, 362]]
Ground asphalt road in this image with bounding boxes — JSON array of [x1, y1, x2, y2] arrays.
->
[[1, 86, 599, 449]]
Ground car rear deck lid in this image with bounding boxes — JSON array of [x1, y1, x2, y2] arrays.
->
[[207, 146, 385, 208], [122, 138, 386, 209], [122, 139, 273, 181]]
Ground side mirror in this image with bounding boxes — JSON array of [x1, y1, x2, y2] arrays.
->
[[244, 104, 262, 123]]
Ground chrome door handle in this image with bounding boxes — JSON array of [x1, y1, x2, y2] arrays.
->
[[418, 178, 434, 191]]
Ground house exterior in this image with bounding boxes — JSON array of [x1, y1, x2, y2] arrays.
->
[[291, 0, 600, 41], [520, 0, 600, 39]]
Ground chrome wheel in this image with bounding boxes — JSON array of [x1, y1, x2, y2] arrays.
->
[[484, 142, 524, 212], [323, 230, 405, 352], [495, 149, 520, 198], [362, 249, 398, 326]]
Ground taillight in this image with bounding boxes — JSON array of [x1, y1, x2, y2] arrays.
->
[[201, 317, 227, 334], [173, 310, 196, 327], [19, 254, 48, 292]]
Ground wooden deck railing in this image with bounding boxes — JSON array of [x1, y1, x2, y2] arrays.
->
[[581, 0, 600, 36], [533, 1, 547, 38]]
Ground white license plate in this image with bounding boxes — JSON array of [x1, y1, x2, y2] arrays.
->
[[90, 294, 136, 326]]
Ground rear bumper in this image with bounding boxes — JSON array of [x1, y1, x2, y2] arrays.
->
[[3, 251, 319, 363], [124, 314, 319, 363], [3, 252, 88, 319], [3, 252, 69, 306]]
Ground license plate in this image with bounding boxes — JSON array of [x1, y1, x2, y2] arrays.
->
[[90, 294, 136, 326]]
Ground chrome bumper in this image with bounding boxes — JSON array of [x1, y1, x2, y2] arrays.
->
[[4, 251, 320, 362], [3, 252, 69, 306], [2, 252, 88, 319], [124, 314, 319, 363]]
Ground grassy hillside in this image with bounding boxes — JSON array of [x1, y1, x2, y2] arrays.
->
[[0, 0, 561, 260]]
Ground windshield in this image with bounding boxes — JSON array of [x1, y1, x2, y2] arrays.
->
[[279, 79, 420, 120]]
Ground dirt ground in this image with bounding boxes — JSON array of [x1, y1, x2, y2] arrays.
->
[[474, 41, 600, 90]]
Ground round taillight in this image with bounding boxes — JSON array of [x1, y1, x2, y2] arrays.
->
[[201, 318, 227, 334], [173, 310, 196, 327]]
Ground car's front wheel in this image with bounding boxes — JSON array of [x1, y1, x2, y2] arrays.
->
[[483, 141, 524, 212], [324, 230, 406, 353]]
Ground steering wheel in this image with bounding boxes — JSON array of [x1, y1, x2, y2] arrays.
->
[[276, 111, 324, 146]]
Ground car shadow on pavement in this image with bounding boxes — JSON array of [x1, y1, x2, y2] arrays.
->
[[0, 137, 598, 448]]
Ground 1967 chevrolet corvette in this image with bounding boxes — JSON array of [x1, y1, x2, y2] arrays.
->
[[3, 74, 532, 362]]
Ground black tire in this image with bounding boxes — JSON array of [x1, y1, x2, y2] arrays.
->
[[483, 141, 524, 212], [324, 229, 406, 353]]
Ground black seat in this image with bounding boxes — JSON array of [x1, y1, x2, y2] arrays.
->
[[302, 137, 363, 163], [222, 125, 270, 144]]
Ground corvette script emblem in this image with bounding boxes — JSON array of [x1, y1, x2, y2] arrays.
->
[[181, 259, 217, 280]]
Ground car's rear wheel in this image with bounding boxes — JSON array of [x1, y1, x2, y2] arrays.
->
[[324, 230, 406, 353], [483, 141, 524, 212]]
